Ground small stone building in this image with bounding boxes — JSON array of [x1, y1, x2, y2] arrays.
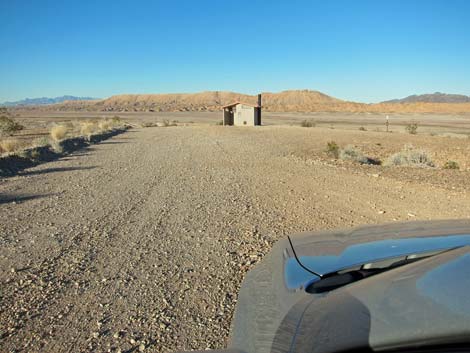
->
[[222, 94, 262, 126]]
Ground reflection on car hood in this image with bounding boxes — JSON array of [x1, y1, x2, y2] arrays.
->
[[289, 220, 470, 277], [293, 234, 470, 277]]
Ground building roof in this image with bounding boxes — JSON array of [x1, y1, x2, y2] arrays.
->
[[222, 101, 260, 109]]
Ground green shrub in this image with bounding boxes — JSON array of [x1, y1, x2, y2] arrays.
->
[[0, 116, 24, 136], [300, 119, 316, 128], [443, 160, 459, 170], [325, 141, 340, 158], [405, 122, 418, 135]]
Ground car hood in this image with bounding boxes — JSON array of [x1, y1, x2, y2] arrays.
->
[[288, 220, 470, 278]]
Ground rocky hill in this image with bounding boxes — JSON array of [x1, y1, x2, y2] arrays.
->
[[46, 90, 344, 112], [11, 90, 470, 114], [383, 92, 470, 104]]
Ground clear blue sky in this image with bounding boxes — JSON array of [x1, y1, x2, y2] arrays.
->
[[1, 0, 470, 103]]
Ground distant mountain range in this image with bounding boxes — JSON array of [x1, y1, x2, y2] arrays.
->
[[4, 91, 470, 114], [1, 95, 98, 107], [382, 92, 470, 104]]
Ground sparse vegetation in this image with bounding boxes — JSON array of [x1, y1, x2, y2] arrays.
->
[[0, 116, 24, 136], [405, 122, 418, 135], [443, 160, 459, 170], [0, 138, 22, 153], [300, 119, 316, 128], [339, 145, 369, 164], [325, 141, 340, 158], [162, 119, 177, 127], [33, 136, 50, 147], [385, 145, 434, 167], [51, 141, 64, 153], [215, 120, 224, 125], [111, 116, 122, 124], [80, 121, 99, 138], [359, 126, 367, 131], [30, 149, 40, 159], [141, 122, 158, 128], [50, 125, 68, 141], [98, 120, 112, 131], [338, 145, 380, 165]]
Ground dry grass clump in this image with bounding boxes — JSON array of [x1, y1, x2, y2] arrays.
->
[[98, 120, 113, 131], [339, 145, 380, 165], [385, 145, 434, 167], [443, 160, 459, 170], [141, 122, 158, 128], [0, 116, 24, 136], [300, 119, 316, 127], [339, 145, 369, 164], [79, 117, 125, 138], [405, 122, 418, 135], [325, 141, 340, 158], [33, 136, 50, 147], [99, 117, 125, 131], [0, 138, 22, 153], [50, 125, 68, 141], [51, 141, 64, 153], [80, 121, 99, 138], [162, 119, 177, 127]]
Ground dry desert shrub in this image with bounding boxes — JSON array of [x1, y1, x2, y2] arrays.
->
[[98, 120, 112, 131], [0, 116, 24, 136], [111, 116, 122, 124], [50, 125, 68, 141], [443, 160, 459, 170], [300, 119, 316, 127], [162, 119, 177, 127], [51, 141, 64, 153], [80, 121, 99, 138], [99, 117, 125, 130], [325, 141, 340, 158], [385, 145, 434, 167], [405, 122, 418, 135], [141, 122, 157, 128], [339, 145, 369, 164], [0, 138, 22, 153], [33, 136, 50, 147]]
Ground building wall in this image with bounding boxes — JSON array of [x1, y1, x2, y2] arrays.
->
[[234, 104, 255, 126]]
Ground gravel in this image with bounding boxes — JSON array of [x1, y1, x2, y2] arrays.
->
[[1, 125, 469, 352]]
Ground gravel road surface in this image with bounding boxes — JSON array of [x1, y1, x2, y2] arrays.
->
[[1, 126, 469, 352]]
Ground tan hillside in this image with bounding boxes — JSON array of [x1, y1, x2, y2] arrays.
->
[[34, 90, 344, 112], [16, 90, 470, 114]]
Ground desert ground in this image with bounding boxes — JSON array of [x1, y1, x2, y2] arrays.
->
[[1, 113, 470, 352]]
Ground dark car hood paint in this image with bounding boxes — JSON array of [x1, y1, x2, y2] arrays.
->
[[291, 246, 470, 352], [289, 220, 470, 278], [229, 220, 470, 353]]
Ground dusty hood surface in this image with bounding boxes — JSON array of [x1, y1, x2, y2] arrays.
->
[[288, 220, 470, 278]]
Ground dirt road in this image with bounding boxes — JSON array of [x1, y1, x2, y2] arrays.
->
[[1, 126, 470, 352]]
